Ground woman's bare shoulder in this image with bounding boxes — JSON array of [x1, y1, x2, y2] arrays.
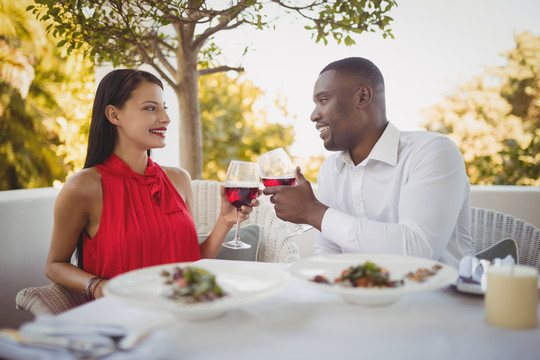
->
[[161, 166, 193, 203], [162, 166, 191, 187], [59, 167, 102, 200]]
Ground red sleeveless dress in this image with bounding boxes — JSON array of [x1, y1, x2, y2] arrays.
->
[[82, 154, 201, 279]]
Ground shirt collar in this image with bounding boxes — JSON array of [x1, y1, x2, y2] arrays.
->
[[336, 122, 400, 172]]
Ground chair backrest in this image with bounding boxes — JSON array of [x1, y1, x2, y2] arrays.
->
[[190, 180, 300, 263], [471, 207, 540, 271]]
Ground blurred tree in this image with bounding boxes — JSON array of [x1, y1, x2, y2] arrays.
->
[[199, 73, 294, 181], [29, 0, 397, 179], [294, 155, 325, 184], [1, 0, 64, 189], [421, 32, 540, 186], [0, 0, 94, 190], [49, 52, 94, 180]]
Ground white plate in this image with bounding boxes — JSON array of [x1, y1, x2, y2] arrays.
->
[[289, 254, 458, 306], [103, 260, 289, 320]]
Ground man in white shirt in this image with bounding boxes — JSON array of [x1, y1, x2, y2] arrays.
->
[[263, 57, 474, 268]]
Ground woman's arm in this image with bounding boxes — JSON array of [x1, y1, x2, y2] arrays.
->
[[45, 168, 108, 299]]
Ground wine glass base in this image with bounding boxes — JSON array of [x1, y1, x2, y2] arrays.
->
[[286, 224, 314, 238], [222, 240, 252, 249]]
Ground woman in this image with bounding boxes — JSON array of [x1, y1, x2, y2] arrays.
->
[[45, 69, 258, 300]]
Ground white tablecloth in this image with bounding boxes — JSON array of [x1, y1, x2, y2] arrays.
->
[[58, 260, 540, 360]]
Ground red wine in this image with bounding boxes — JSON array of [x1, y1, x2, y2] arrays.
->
[[225, 186, 259, 209], [262, 176, 296, 187]]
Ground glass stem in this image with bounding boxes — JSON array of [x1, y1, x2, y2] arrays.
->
[[234, 210, 241, 243]]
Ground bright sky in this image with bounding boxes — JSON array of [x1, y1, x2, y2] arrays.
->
[[152, 0, 540, 166]]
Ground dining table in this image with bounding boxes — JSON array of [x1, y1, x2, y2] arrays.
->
[[55, 259, 539, 360]]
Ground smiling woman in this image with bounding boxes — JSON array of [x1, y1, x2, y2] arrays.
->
[[105, 81, 171, 162], [43, 69, 260, 306]]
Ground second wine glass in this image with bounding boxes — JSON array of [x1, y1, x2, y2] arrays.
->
[[223, 161, 260, 249], [257, 148, 313, 237]]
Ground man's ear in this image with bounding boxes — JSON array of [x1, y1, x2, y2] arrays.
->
[[355, 85, 372, 108], [105, 105, 120, 125]]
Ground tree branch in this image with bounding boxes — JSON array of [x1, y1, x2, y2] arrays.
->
[[111, 2, 176, 88], [152, 39, 177, 80], [198, 65, 244, 76], [270, 0, 320, 12], [192, 0, 253, 50], [137, 41, 177, 89], [155, 37, 176, 52]]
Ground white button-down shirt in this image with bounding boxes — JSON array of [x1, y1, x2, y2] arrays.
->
[[316, 122, 474, 268]]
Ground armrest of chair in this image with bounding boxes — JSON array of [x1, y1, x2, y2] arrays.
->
[[16, 283, 87, 316]]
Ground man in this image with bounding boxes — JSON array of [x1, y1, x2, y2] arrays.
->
[[264, 57, 473, 267]]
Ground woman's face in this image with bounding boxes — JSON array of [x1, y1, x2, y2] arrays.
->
[[111, 81, 170, 151]]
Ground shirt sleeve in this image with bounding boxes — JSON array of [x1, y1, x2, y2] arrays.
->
[[319, 136, 469, 260], [314, 227, 343, 255]]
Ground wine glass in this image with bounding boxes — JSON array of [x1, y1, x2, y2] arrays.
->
[[257, 148, 313, 237], [223, 161, 261, 249]]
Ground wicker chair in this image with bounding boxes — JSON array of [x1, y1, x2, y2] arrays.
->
[[15, 284, 87, 317], [471, 207, 540, 271], [16, 180, 299, 317]]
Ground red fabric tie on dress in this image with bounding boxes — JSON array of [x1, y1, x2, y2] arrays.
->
[[116, 156, 181, 215], [144, 162, 181, 215]]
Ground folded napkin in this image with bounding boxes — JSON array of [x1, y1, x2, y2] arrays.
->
[[457, 254, 516, 294], [459, 254, 516, 279], [0, 314, 171, 360]]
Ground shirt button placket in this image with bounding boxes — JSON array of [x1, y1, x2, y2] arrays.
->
[[352, 167, 365, 217]]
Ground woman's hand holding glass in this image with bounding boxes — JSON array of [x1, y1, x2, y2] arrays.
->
[[222, 161, 261, 249], [219, 185, 259, 226]]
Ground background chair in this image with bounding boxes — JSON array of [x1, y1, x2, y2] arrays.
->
[[14, 180, 299, 319], [471, 206, 540, 271]]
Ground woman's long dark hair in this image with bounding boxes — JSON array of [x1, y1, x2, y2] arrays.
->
[[77, 69, 164, 269]]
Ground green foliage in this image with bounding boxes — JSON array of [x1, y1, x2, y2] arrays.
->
[[0, 0, 94, 190], [305, 0, 397, 44], [28, 0, 397, 66], [1, 0, 65, 189], [0, 82, 65, 189], [421, 32, 540, 186], [199, 73, 294, 181]]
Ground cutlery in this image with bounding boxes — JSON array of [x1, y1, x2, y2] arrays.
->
[[0, 328, 115, 358], [0, 323, 150, 359]]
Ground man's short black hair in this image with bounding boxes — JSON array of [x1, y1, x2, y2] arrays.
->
[[320, 57, 385, 91]]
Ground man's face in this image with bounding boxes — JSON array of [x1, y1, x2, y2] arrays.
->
[[310, 70, 362, 152]]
